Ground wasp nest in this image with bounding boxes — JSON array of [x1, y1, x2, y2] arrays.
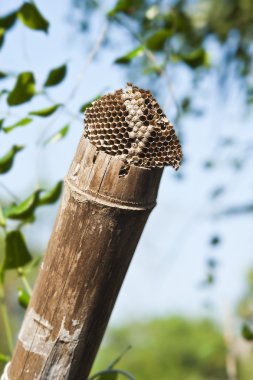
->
[[84, 83, 182, 172]]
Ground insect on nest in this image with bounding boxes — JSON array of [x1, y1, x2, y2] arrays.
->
[[84, 83, 183, 176]]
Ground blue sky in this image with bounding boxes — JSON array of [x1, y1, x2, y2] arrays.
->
[[1, 0, 253, 326]]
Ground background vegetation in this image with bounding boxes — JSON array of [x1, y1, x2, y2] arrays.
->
[[1, 0, 253, 378]]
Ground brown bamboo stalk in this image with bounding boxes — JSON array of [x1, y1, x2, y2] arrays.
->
[[5, 83, 182, 380], [7, 136, 163, 380]]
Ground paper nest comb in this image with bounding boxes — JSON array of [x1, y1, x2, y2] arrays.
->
[[84, 83, 182, 175]]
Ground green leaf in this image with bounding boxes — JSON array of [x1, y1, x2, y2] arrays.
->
[[0, 71, 8, 80], [115, 46, 144, 64], [97, 374, 118, 380], [3, 117, 33, 133], [38, 181, 63, 206], [0, 89, 8, 98], [181, 97, 191, 112], [0, 206, 6, 227], [44, 124, 69, 144], [107, 0, 138, 17], [3, 230, 32, 270], [206, 273, 214, 284], [0, 145, 24, 174], [18, 288, 30, 309], [44, 64, 67, 87], [203, 160, 214, 169], [29, 104, 61, 117], [4, 190, 41, 220], [247, 87, 253, 104], [18, 2, 49, 33], [7, 72, 36, 106], [242, 323, 253, 341], [210, 186, 225, 199], [90, 369, 136, 380], [0, 118, 4, 130], [143, 64, 163, 75], [199, 273, 215, 288], [0, 28, 5, 49], [0, 11, 17, 31], [145, 29, 172, 51], [210, 236, 221, 246], [180, 48, 210, 69], [3, 183, 62, 221], [207, 258, 217, 269], [0, 353, 10, 364], [80, 95, 102, 113]]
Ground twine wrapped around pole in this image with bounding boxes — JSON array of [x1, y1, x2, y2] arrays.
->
[[5, 84, 182, 380]]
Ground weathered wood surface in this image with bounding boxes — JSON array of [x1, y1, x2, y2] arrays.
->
[[7, 136, 163, 380]]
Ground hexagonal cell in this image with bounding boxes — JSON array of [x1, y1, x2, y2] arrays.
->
[[84, 83, 182, 170]]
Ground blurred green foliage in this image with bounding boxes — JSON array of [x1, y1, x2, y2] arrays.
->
[[92, 315, 253, 380], [75, 0, 253, 101]]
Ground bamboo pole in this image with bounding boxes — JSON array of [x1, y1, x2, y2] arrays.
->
[[4, 83, 182, 380], [6, 137, 162, 380]]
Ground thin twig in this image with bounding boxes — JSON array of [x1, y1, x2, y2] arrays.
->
[[20, 274, 33, 297], [108, 345, 132, 369], [145, 49, 181, 117], [114, 16, 181, 120], [0, 285, 14, 354], [35, 93, 81, 145], [43, 92, 81, 120], [66, 22, 109, 103], [36, 22, 109, 145]]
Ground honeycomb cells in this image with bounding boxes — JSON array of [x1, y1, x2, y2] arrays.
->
[[84, 83, 183, 170]]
